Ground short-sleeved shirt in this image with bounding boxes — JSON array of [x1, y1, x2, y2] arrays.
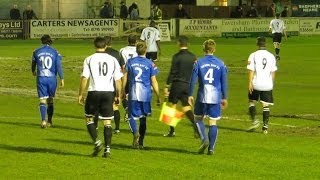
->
[[125, 56, 159, 102], [140, 26, 160, 52], [119, 45, 138, 65], [32, 45, 63, 79], [247, 49, 277, 91], [269, 19, 286, 34], [82, 52, 123, 92], [189, 55, 228, 104]]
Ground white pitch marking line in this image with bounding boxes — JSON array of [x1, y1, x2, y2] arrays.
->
[[223, 116, 296, 128]]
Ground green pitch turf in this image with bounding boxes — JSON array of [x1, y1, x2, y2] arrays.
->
[[0, 36, 319, 179]]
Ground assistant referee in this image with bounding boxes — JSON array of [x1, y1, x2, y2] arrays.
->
[[163, 36, 199, 138]]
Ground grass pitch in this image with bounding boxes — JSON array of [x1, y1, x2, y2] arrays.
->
[[0, 36, 319, 179]]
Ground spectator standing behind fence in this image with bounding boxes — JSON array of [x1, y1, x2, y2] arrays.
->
[[175, 4, 190, 18], [281, 6, 288, 17], [100, 0, 114, 18], [150, 4, 162, 20], [23, 5, 37, 20], [266, 3, 276, 17], [10, 4, 21, 20], [128, 2, 139, 19], [130, 4, 139, 20], [246, 5, 259, 18], [119, 1, 128, 19], [231, 5, 244, 18]]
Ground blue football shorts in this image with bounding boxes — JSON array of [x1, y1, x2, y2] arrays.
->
[[37, 77, 57, 99], [128, 100, 151, 120], [194, 101, 221, 120]]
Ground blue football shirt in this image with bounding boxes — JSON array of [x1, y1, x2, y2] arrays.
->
[[32, 45, 64, 79], [125, 56, 159, 102], [189, 55, 227, 104]]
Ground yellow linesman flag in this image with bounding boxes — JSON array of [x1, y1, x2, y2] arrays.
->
[[159, 103, 184, 127]]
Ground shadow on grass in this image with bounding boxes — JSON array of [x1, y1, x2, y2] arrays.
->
[[0, 120, 84, 131], [0, 144, 88, 157], [112, 128, 163, 137], [55, 113, 83, 120], [45, 138, 91, 145], [112, 143, 195, 154], [218, 125, 248, 132]]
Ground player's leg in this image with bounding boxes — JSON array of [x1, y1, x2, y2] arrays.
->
[[37, 78, 49, 128], [163, 103, 177, 137], [273, 33, 282, 60], [46, 78, 57, 127], [39, 98, 48, 128], [207, 104, 221, 155], [46, 97, 54, 127], [247, 90, 260, 131], [128, 100, 140, 148], [181, 93, 199, 138], [100, 92, 115, 158], [85, 92, 101, 156], [138, 117, 146, 148], [260, 91, 274, 134], [138, 102, 151, 148], [113, 103, 121, 134], [194, 101, 208, 154]]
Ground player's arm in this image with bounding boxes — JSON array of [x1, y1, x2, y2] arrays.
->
[[121, 69, 128, 99], [248, 70, 254, 94], [114, 60, 124, 104], [164, 56, 177, 98], [31, 52, 36, 76], [151, 75, 161, 106], [156, 40, 161, 54], [56, 54, 64, 88], [78, 76, 88, 105], [188, 62, 198, 106], [221, 65, 228, 109]]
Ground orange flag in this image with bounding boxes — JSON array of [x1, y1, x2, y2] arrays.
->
[[159, 103, 184, 127]]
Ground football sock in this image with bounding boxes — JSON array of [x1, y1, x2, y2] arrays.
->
[[139, 117, 146, 146], [39, 103, 47, 121], [185, 110, 195, 124], [263, 107, 270, 128], [86, 121, 97, 142], [93, 113, 99, 128], [169, 126, 175, 133], [249, 105, 256, 121], [208, 125, 218, 151], [114, 110, 120, 130], [128, 117, 138, 134], [275, 48, 280, 55], [47, 103, 54, 123], [104, 125, 112, 148], [196, 119, 207, 142]]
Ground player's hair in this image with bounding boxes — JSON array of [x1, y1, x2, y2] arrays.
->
[[275, 13, 280, 18], [136, 41, 147, 55], [257, 36, 266, 47], [128, 34, 137, 45], [94, 36, 107, 48], [203, 39, 216, 53], [105, 36, 112, 46], [177, 36, 188, 47], [41, 34, 52, 45]]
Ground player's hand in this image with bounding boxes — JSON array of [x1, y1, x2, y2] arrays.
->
[[32, 71, 36, 76], [221, 99, 228, 110], [248, 83, 253, 94], [114, 97, 120, 105], [60, 79, 65, 88], [164, 87, 169, 98], [188, 96, 194, 106], [156, 98, 161, 107], [78, 95, 84, 106]]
